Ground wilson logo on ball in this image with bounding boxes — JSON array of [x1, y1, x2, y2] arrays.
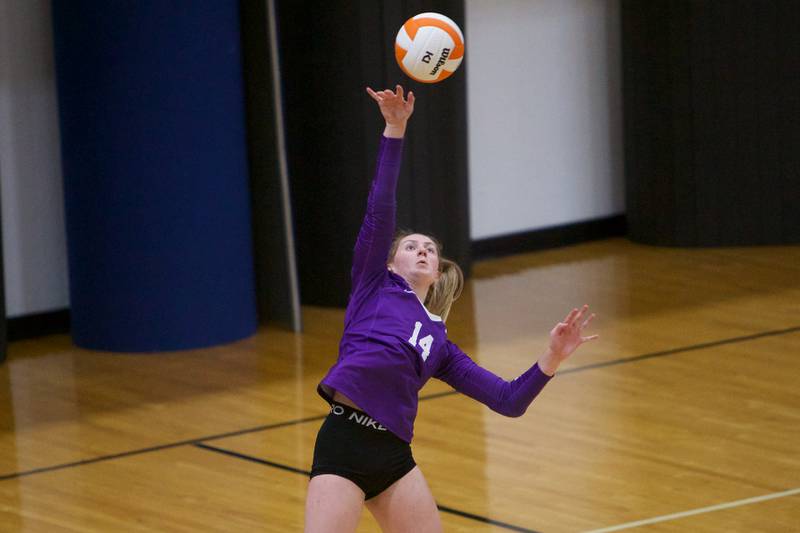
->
[[395, 13, 464, 84]]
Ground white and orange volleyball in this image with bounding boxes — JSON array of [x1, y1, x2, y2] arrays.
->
[[395, 13, 465, 83]]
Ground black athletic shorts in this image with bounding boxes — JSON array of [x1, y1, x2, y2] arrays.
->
[[310, 402, 416, 500]]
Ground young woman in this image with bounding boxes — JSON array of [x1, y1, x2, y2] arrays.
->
[[305, 85, 598, 532]]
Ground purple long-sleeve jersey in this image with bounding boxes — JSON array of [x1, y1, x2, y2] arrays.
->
[[318, 135, 552, 443]]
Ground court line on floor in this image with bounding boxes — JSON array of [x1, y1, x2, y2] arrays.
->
[[0, 414, 327, 481], [194, 443, 541, 533], [2, 324, 798, 482], [558, 324, 800, 376], [582, 487, 800, 532]]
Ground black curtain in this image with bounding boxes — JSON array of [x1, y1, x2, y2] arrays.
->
[[241, 0, 301, 328], [276, 0, 470, 307], [622, 0, 800, 246]]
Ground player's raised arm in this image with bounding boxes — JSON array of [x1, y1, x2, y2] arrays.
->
[[350, 86, 415, 288]]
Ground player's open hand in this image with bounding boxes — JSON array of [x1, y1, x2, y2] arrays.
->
[[367, 85, 415, 129], [539, 305, 598, 375]]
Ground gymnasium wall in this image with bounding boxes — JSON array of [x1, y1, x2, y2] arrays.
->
[[466, 0, 625, 240], [0, 0, 70, 319], [1, 0, 625, 319]]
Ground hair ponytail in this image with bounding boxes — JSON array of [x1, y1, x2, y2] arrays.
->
[[424, 257, 463, 322]]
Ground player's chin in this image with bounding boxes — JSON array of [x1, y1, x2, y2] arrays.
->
[[417, 267, 437, 283]]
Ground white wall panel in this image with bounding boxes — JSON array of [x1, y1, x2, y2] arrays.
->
[[0, 0, 69, 317], [466, 0, 625, 239]]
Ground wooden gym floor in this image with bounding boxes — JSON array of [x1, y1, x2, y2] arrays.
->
[[1, 238, 798, 532]]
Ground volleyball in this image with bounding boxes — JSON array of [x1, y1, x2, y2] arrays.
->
[[395, 13, 465, 84]]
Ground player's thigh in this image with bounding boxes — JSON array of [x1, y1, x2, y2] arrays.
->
[[365, 466, 442, 533], [305, 474, 365, 533]]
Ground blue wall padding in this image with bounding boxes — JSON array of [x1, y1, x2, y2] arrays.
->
[[52, 1, 258, 351]]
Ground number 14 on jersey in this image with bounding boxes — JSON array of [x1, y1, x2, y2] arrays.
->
[[408, 321, 433, 361]]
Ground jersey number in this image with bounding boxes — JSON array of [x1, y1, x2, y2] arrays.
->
[[408, 321, 434, 361]]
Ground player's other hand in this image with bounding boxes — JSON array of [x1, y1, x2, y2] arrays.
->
[[539, 305, 598, 375]]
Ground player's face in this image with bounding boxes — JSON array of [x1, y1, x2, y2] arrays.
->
[[389, 234, 441, 286]]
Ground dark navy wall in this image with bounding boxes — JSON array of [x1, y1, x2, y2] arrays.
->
[[51, 1, 257, 351]]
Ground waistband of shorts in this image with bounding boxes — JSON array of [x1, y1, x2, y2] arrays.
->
[[328, 402, 391, 433]]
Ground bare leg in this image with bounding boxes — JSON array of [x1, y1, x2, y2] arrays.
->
[[365, 466, 442, 533], [305, 474, 365, 533]]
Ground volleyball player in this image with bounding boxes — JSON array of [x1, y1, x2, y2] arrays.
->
[[304, 85, 598, 532]]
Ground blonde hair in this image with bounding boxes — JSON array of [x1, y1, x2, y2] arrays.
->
[[388, 231, 464, 322]]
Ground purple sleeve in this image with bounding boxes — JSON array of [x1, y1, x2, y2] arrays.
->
[[434, 341, 553, 417], [350, 136, 404, 287]]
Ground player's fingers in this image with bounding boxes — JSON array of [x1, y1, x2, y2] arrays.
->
[[563, 308, 578, 325], [396, 84, 404, 100], [575, 308, 590, 327], [407, 91, 415, 108], [582, 334, 600, 342], [366, 87, 382, 102], [581, 313, 596, 329], [571, 304, 589, 326]]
